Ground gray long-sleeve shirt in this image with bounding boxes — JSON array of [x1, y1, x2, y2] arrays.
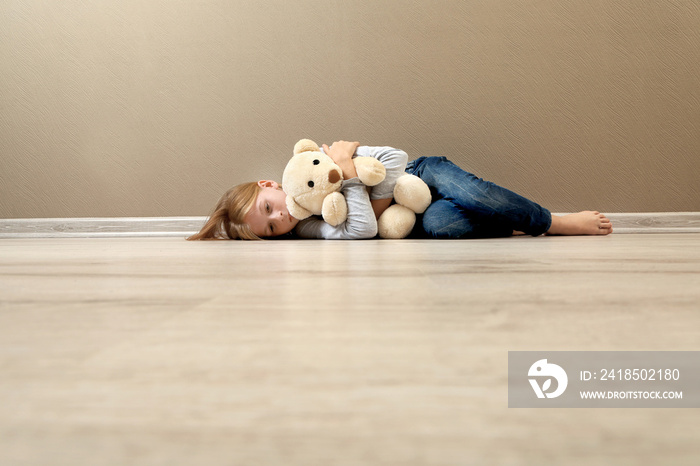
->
[[294, 146, 408, 239]]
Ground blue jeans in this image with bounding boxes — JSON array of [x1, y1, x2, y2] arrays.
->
[[405, 156, 552, 238]]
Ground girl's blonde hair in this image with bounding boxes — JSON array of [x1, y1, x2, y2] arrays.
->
[[187, 182, 262, 240]]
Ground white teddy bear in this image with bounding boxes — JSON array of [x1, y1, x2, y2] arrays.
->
[[282, 139, 432, 238], [282, 139, 386, 226]]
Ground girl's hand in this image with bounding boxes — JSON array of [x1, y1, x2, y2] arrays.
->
[[323, 141, 359, 164], [323, 141, 360, 180]]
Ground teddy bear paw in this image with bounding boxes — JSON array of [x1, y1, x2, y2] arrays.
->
[[394, 174, 431, 214], [378, 204, 416, 239], [353, 157, 386, 187], [322, 191, 348, 226]]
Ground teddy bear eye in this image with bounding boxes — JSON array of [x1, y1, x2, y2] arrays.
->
[[308, 181, 314, 188], [313, 159, 320, 165]]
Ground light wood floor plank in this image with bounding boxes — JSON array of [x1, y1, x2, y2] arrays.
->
[[1, 235, 699, 465]]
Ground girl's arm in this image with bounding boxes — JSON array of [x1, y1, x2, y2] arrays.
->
[[322, 141, 359, 180], [371, 198, 393, 219], [354, 146, 409, 219], [324, 142, 407, 219]]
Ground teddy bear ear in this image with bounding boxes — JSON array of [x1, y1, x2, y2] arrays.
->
[[286, 195, 312, 220], [294, 139, 320, 155]]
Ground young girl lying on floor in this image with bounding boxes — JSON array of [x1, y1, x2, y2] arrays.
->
[[187, 140, 612, 240]]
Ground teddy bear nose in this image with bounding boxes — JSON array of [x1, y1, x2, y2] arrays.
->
[[328, 169, 341, 184]]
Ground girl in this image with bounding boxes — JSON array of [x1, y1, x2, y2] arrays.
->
[[187, 140, 612, 240]]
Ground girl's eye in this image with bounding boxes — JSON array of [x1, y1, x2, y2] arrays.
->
[[266, 203, 270, 213], [269, 224, 274, 233]]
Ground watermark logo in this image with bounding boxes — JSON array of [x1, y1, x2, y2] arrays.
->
[[510, 352, 699, 408], [528, 359, 568, 399]]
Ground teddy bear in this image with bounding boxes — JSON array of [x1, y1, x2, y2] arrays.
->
[[282, 139, 432, 238], [282, 139, 386, 226]]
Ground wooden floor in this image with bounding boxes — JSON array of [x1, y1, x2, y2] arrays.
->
[[1, 234, 699, 465]]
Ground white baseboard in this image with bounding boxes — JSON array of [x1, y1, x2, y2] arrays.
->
[[572, 212, 700, 234], [1, 213, 699, 238], [0, 217, 208, 238]]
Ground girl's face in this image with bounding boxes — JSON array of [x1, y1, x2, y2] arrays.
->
[[244, 180, 299, 237]]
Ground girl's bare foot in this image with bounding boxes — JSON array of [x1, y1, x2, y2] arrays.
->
[[547, 211, 613, 235]]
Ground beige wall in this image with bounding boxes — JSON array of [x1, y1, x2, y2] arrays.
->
[[1, 0, 699, 218]]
